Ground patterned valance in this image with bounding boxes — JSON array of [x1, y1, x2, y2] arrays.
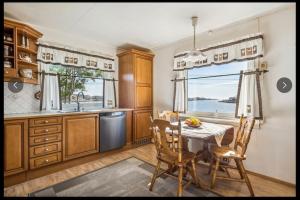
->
[[173, 33, 264, 71], [37, 42, 115, 72]]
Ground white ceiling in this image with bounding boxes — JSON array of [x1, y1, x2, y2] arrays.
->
[[4, 3, 291, 50]]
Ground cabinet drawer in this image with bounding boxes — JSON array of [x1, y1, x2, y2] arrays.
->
[[29, 142, 62, 158], [29, 117, 62, 127], [30, 152, 62, 169], [30, 133, 61, 146], [29, 125, 62, 136]]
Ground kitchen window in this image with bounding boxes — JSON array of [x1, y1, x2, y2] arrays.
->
[[187, 61, 248, 118], [48, 65, 104, 110]]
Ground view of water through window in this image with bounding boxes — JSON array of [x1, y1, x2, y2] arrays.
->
[[187, 62, 248, 114]]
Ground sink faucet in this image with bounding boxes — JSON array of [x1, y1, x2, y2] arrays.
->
[[76, 92, 85, 111]]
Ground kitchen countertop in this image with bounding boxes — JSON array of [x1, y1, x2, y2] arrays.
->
[[4, 108, 134, 120]]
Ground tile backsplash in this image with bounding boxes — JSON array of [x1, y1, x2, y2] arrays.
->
[[4, 82, 40, 114]]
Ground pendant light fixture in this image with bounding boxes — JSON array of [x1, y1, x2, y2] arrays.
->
[[183, 16, 207, 62]]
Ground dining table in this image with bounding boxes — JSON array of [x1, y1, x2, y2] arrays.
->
[[168, 121, 235, 163]]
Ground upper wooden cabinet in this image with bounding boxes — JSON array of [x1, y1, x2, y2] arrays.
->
[[118, 49, 154, 110], [4, 18, 43, 84], [63, 114, 99, 161], [4, 119, 28, 176]]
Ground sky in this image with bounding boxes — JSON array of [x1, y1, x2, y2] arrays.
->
[[188, 61, 248, 99], [79, 79, 103, 96]]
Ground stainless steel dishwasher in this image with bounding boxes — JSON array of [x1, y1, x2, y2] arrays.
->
[[99, 112, 126, 152]]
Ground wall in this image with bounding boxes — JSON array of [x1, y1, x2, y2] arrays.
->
[[3, 19, 119, 114], [153, 5, 296, 184]]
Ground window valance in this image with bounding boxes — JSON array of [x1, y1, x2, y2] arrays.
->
[[37, 41, 115, 72], [173, 33, 264, 71]]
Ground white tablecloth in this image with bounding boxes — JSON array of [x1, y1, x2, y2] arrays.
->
[[168, 122, 233, 147]]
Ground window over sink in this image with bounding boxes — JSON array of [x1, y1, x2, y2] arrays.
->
[[187, 61, 248, 118], [48, 65, 104, 110]]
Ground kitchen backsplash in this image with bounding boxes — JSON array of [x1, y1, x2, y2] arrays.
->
[[4, 82, 40, 114]]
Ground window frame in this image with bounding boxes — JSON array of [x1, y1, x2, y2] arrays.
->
[[47, 64, 105, 109], [185, 62, 247, 120]]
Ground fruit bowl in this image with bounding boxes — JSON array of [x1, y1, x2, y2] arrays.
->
[[184, 117, 201, 128]]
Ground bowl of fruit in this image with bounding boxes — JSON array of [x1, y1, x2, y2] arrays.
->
[[184, 117, 201, 128]]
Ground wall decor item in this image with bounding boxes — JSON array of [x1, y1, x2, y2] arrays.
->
[[21, 34, 26, 47], [4, 59, 12, 68], [19, 68, 33, 79], [26, 37, 30, 48], [34, 91, 41, 100], [6, 34, 13, 42], [4, 45, 13, 56], [19, 53, 32, 63], [173, 32, 264, 71]]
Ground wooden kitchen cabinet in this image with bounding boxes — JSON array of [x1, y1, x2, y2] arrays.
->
[[133, 110, 153, 144], [118, 49, 154, 145], [4, 18, 43, 84], [4, 119, 28, 176], [63, 114, 99, 161]]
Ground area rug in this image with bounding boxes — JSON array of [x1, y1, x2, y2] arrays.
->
[[29, 157, 219, 197]]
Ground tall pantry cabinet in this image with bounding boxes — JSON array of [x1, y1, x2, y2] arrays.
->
[[117, 49, 154, 145]]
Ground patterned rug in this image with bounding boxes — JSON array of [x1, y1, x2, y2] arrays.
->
[[29, 157, 219, 197]]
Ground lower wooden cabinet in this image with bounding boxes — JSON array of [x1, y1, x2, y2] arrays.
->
[[4, 119, 28, 176], [133, 110, 152, 144], [63, 114, 99, 161]]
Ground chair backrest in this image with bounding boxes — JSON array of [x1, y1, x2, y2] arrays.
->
[[150, 118, 183, 161], [158, 110, 179, 123], [234, 115, 256, 157]]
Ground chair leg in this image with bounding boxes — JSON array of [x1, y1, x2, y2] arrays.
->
[[149, 160, 161, 191], [238, 160, 255, 197], [210, 157, 220, 189], [207, 156, 214, 175], [234, 158, 244, 179], [177, 164, 184, 197], [190, 159, 204, 189]]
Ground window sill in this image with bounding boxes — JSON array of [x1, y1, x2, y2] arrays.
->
[[180, 113, 239, 126]]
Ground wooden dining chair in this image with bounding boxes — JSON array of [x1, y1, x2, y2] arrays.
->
[[209, 115, 256, 196], [157, 110, 180, 150], [148, 118, 203, 196]]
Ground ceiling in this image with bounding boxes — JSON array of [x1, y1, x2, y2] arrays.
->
[[4, 3, 291, 50]]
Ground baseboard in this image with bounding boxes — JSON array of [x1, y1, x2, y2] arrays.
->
[[196, 161, 295, 188], [246, 170, 295, 187]]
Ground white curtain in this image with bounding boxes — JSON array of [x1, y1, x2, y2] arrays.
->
[[40, 63, 60, 111], [174, 70, 187, 112], [237, 59, 261, 118], [102, 71, 116, 108]]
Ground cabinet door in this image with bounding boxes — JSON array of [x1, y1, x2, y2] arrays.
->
[[4, 120, 28, 176], [63, 114, 99, 161], [133, 110, 152, 144], [135, 55, 152, 109], [136, 86, 152, 108], [135, 56, 152, 85]]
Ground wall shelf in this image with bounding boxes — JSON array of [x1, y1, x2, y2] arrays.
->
[[4, 18, 43, 85]]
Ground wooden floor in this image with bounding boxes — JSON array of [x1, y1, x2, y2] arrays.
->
[[4, 144, 295, 197]]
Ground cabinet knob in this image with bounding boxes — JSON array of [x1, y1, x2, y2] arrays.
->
[[45, 129, 49, 132], [45, 148, 49, 151], [45, 138, 49, 141], [44, 120, 49, 123], [45, 159, 49, 163], [5, 70, 8, 74]]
